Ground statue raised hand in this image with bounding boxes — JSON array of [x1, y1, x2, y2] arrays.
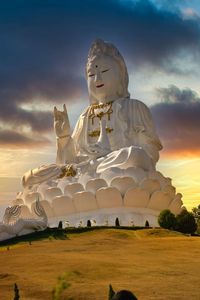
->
[[54, 104, 71, 138], [54, 104, 75, 164]]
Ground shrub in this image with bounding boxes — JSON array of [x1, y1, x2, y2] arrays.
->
[[145, 220, 149, 227], [158, 209, 176, 230], [115, 218, 120, 227], [52, 272, 70, 300], [176, 209, 197, 234], [87, 220, 91, 227]]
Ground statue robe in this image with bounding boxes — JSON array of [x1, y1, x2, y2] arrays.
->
[[70, 98, 162, 171]]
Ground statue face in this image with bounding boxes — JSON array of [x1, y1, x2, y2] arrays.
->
[[87, 55, 121, 103]]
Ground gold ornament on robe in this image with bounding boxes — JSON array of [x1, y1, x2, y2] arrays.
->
[[88, 101, 114, 137], [89, 101, 113, 124], [88, 127, 114, 137], [58, 165, 77, 178]]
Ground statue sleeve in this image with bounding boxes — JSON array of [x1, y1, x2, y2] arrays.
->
[[129, 99, 163, 164], [56, 135, 76, 165]]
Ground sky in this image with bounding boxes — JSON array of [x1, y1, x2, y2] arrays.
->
[[0, 0, 200, 212]]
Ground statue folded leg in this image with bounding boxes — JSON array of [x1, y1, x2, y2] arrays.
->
[[96, 146, 154, 174]]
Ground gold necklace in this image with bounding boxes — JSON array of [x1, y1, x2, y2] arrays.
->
[[89, 101, 113, 125]]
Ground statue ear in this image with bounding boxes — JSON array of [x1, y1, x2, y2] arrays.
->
[[108, 284, 115, 300]]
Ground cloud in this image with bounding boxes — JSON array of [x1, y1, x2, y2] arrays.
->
[[0, 129, 50, 148], [156, 84, 200, 103], [0, 0, 200, 146], [151, 85, 200, 155]]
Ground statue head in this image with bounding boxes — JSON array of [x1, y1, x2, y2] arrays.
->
[[86, 39, 130, 104]]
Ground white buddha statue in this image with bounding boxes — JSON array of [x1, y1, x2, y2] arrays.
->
[[23, 39, 162, 188], [15, 39, 183, 227], [55, 39, 162, 171]]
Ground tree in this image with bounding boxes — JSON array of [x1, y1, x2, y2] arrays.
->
[[58, 221, 63, 229], [192, 204, 200, 220], [192, 204, 200, 234], [87, 220, 91, 227], [14, 283, 20, 300], [115, 217, 120, 227], [158, 209, 176, 230], [145, 220, 150, 227], [176, 209, 197, 234]]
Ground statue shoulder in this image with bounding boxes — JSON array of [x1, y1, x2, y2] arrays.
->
[[129, 98, 150, 110], [117, 98, 151, 118], [116, 98, 150, 109]]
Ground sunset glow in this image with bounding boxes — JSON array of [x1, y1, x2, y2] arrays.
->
[[0, 0, 200, 212]]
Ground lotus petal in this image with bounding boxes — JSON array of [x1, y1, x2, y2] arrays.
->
[[169, 193, 183, 215], [44, 187, 62, 201], [148, 191, 172, 211], [140, 179, 160, 195], [52, 195, 75, 216], [86, 178, 107, 194], [96, 187, 123, 208], [124, 187, 149, 207], [110, 177, 136, 196], [64, 183, 84, 197], [73, 192, 97, 212]]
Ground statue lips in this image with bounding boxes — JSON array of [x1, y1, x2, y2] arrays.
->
[[96, 83, 104, 88]]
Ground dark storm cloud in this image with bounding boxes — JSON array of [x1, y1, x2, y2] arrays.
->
[[0, 0, 200, 146], [0, 129, 50, 148], [151, 85, 200, 154], [0, 105, 53, 133]]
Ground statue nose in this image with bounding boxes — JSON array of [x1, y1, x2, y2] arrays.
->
[[95, 72, 102, 83]]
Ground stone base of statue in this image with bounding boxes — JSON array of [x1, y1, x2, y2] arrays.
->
[[8, 163, 183, 228]]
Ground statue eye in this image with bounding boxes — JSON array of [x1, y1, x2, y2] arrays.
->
[[102, 69, 109, 73], [89, 74, 95, 77]]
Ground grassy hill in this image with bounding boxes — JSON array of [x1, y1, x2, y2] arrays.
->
[[0, 228, 199, 299]]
